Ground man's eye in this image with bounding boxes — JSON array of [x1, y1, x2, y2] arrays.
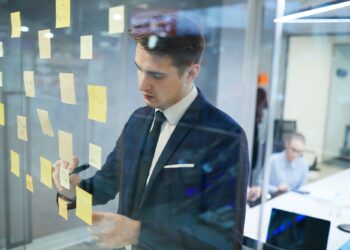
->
[[149, 72, 165, 79]]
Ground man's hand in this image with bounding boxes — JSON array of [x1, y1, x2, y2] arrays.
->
[[247, 186, 262, 202], [277, 183, 288, 193], [52, 156, 81, 198], [90, 212, 141, 249]]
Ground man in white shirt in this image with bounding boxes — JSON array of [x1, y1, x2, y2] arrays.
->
[[53, 14, 249, 250], [248, 132, 308, 202]]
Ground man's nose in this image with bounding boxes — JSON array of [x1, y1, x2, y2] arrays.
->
[[139, 73, 152, 91]]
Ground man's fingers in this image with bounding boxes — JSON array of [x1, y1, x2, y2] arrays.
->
[[52, 160, 63, 192], [92, 212, 106, 224], [68, 155, 79, 173]]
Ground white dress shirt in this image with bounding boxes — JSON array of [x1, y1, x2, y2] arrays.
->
[[146, 85, 198, 184]]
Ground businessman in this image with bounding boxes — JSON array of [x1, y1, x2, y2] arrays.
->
[[53, 14, 249, 249]]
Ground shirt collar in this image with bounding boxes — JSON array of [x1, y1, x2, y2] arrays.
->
[[156, 85, 198, 125]]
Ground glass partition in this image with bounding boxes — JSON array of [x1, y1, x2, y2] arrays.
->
[[245, 1, 350, 250], [0, 0, 259, 249]]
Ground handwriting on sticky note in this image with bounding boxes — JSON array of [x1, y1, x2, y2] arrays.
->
[[10, 150, 20, 177], [0, 103, 4, 126], [58, 130, 73, 163], [109, 6, 125, 34], [76, 186, 92, 225], [56, 0, 71, 28], [59, 73, 76, 105], [80, 35, 93, 59], [37, 109, 54, 137], [23, 71, 36, 97], [40, 156, 53, 189], [11, 12, 21, 38], [26, 174, 34, 193], [88, 85, 107, 123], [59, 166, 70, 190], [17, 115, 28, 141], [58, 197, 68, 220], [0, 42, 3, 57], [38, 29, 52, 59], [89, 143, 102, 170]]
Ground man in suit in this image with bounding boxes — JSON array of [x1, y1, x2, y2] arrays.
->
[[53, 14, 249, 249]]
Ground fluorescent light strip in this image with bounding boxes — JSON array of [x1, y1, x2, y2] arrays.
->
[[274, 1, 350, 23], [282, 18, 350, 23]]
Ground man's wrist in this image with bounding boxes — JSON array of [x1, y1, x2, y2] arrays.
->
[[131, 220, 141, 245]]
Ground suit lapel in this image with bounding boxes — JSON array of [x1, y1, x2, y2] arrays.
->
[[123, 109, 154, 214], [138, 94, 205, 210]]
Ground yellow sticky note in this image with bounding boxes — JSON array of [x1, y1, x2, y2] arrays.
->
[[109, 6, 125, 34], [17, 115, 28, 141], [59, 167, 70, 189], [0, 71, 3, 87], [0, 42, 3, 57], [88, 85, 107, 123], [38, 29, 52, 59], [0, 103, 4, 126], [80, 35, 93, 59], [40, 156, 53, 189], [26, 174, 34, 193], [58, 197, 68, 220], [23, 71, 36, 97], [89, 143, 102, 170], [11, 12, 21, 38], [59, 73, 76, 105], [76, 186, 92, 225], [58, 130, 73, 163], [56, 0, 71, 28], [37, 109, 54, 137], [10, 150, 20, 177]]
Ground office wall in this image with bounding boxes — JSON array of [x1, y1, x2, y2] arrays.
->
[[284, 35, 350, 160], [323, 45, 350, 159]]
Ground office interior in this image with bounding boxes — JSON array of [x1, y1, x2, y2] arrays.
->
[[0, 0, 349, 249]]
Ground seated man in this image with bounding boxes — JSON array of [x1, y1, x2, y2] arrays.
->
[[248, 132, 308, 202]]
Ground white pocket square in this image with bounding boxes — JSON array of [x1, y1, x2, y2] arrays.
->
[[164, 164, 194, 169]]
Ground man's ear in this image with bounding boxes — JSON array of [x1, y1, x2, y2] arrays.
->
[[186, 64, 201, 82]]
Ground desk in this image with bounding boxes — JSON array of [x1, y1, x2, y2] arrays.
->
[[244, 168, 350, 249]]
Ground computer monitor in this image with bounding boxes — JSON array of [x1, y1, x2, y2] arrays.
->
[[266, 208, 330, 250]]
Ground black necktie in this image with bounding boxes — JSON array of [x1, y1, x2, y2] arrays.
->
[[132, 111, 166, 215]]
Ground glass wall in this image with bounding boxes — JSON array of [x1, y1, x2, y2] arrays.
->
[[245, 1, 350, 250], [0, 0, 259, 249]]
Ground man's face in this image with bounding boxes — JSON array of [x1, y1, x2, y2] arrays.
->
[[285, 139, 304, 162], [134, 45, 198, 110]]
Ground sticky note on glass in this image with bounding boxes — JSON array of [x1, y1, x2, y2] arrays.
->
[[10, 150, 20, 177], [17, 115, 28, 141], [59, 73, 76, 105], [0, 42, 3, 57], [26, 174, 34, 193], [76, 186, 92, 225], [89, 143, 102, 170], [56, 0, 71, 28], [88, 85, 107, 123], [0, 71, 3, 87], [40, 156, 53, 189], [80, 35, 93, 59], [58, 130, 73, 163], [109, 6, 125, 34], [37, 109, 54, 137], [11, 12, 21, 38], [23, 71, 36, 97], [59, 166, 70, 189], [0, 103, 4, 126], [38, 29, 52, 59], [58, 197, 68, 220]]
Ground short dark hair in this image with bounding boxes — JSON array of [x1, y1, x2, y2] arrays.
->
[[129, 14, 205, 75]]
